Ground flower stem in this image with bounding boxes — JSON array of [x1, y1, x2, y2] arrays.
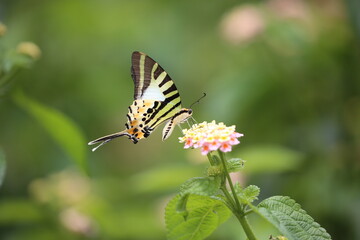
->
[[206, 153, 216, 166], [234, 212, 257, 240], [218, 151, 241, 210], [220, 186, 236, 212], [217, 150, 257, 240]]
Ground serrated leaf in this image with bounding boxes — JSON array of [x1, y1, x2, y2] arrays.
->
[[13, 91, 88, 174], [0, 149, 5, 187], [254, 196, 332, 240], [227, 158, 245, 173], [180, 177, 221, 197], [165, 194, 231, 240], [236, 184, 260, 204]]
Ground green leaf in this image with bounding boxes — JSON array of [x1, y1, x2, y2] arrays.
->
[[235, 184, 260, 204], [13, 91, 88, 174], [165, 194, 231, 240], [227, 158, 245, 173], [0, 149, 5, 187], [254, 196, 332, 240], [180, 177, 221, 197], [176, 176, 222, 218], [176, 193, 190, 215]]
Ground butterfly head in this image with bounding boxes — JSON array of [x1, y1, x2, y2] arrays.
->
[[177, 108, 193, 123], [161, 108, 193, 141]]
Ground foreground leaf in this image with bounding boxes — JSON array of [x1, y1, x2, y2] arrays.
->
[[0, 149, 5, 187], [180, 177, 221, 197], [13, 91, 88, 174], [255, 196, 331, 240], [166, 194, 231, 240], [227, 158, 245, 173], [235, 184, 260, 204]]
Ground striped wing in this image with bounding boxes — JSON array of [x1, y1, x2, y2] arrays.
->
[[131, 51, 181, 104], [130, 51, 182, 129]]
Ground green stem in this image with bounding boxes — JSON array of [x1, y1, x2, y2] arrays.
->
[[218, 150, 241, 210], [206, 153, 215, 166], [234, 212, 257, 240], [217, 150, 257, 240], [220, 186, 236, 212], [244, 209, 253, 216]]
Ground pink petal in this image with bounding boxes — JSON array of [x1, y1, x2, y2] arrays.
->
[[209, 140, 221, 151], [220, 142, 232, 152], [229, 137, 240, 145], [232, 132, 244, 138], [194, 139, 205, 148], [184, 138, 193, 149], [201, 144, 211, 155]]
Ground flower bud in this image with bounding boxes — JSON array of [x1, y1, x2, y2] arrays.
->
[[207, 166, 222, 176], [16, 42, 41, 60]]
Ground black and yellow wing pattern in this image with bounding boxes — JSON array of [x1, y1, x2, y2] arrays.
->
[[88, 51, 192, 151]]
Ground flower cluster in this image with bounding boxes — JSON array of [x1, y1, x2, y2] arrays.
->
[[179, 121, 243, 155]]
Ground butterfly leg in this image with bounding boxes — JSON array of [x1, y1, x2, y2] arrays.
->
[[178, 124, 183, 131], [190, 116, 198, 124]]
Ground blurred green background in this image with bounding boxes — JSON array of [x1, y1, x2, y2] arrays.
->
[[0, 0, 359, 239]]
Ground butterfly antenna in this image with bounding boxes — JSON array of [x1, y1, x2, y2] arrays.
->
[[189, 93, 206, 109]]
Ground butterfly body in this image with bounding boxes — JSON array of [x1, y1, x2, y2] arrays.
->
[[89, 51, 192, 151]]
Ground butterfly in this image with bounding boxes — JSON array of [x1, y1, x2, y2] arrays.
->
[[88, 51, 193, 151]]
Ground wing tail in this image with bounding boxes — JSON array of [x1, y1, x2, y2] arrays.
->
[[88, 131, 131, 151], [162, 120, 176, 141]]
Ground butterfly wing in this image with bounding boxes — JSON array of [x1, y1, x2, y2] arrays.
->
[[130, 51, 182, 130]]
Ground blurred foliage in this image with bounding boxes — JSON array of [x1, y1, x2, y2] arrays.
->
[[0, 0, 359, 239], [0, 149, 5, 187], [13, 90, 88, 174]]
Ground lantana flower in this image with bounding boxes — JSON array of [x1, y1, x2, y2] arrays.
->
[[179, 121, 244, 155]]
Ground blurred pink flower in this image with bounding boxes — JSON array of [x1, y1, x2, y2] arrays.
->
[[220, 5, 265, 45], [60, 208, 97, 237], [179, 121, 244, 155], [267, 0, 308, 20]]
